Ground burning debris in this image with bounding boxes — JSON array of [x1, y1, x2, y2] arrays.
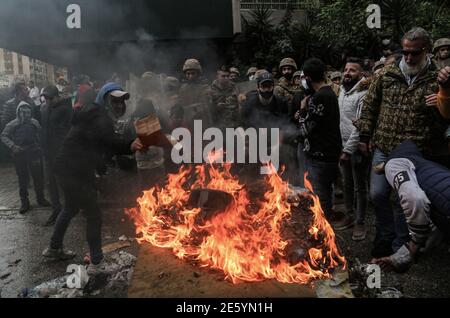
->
[[21, 251, 136, 298], [126, 161, 346, 285]]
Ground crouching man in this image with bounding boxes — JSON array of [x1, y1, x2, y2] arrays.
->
[[42, 83, 143, 274], [374, 140, 450, 272]]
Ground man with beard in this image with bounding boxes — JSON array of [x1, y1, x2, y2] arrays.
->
[[241, 72, 288, 128], [432, 38, 450, 69], [338, 58, 370, 240], [240, 72, 291, 178], [208, 66, 240, 130], [274, 58, 298, 114], [356, 27, 450, 261]]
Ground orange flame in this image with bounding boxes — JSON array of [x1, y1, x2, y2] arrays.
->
[[126, 164, 346, 284]]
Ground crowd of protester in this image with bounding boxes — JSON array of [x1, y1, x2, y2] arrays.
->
[[1, 26, 449, 274]]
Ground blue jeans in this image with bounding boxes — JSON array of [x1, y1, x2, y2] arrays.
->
[[370, 148, 410, 252], [340, 152, 370, 225], [304, 155, 339, 217]]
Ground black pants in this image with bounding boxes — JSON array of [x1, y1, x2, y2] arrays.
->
[[45, 158, 62, 213], [50, 177, 103, 264], [13, 154, 45, 200]]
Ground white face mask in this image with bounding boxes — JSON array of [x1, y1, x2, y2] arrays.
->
[[249, 75, 255, 81], [382, 39, 391, 46], [301, 79, 309, 90]]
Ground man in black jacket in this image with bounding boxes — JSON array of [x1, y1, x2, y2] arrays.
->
[[42, 84, 143, 267], [40, 85, 73, 226], [297, 58, 352, 230]]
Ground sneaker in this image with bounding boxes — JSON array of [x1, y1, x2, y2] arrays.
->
[[42, 247, 76, 260], [37, 197, 51, 207], [328, 211, 354, 231], [19, 198, 30, 214], [86, 261, 107, 276], [352, 223, 367, 241]]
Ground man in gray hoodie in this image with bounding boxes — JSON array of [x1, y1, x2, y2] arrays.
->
[[338, 57, 370, 240], [1, 101, 50, 213]]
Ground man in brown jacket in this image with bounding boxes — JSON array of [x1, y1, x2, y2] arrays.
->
[[356, 27, 450, 259]]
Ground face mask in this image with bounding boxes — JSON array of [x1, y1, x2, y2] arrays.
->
[[260, 91, 273, 100], [382, 39, 391, 46], [302, 78, 315, 96], [112, 102, 126, 118], [249, 75, 255, 81], [301, 79, 309, 90]]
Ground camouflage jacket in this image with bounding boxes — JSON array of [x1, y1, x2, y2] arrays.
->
[[207, 80, 240, 129], [356, 62, 449, 155], [275, 77, 302, 114], [433, 58, 450, 69], [178, 79, 209, 106]]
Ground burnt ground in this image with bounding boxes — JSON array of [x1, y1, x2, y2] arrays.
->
[[1, 161, 449, 298]]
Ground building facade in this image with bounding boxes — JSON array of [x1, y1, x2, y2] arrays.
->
[[0, 48, 67, 88]]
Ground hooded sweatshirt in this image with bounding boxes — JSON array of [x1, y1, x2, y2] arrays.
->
[[55, 89, 132, 181], [1, 101, 41, 151]]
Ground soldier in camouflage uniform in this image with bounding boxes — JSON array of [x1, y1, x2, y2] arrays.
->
[[274, 58, 298, 114], [246, 67, 258, 81], [176, 58, 211, 130], [432, 38, 450, 69], [229, 67, 240, 83], [292, 71, 302, 91], [207, 66, 240, 130], [356, 27, 450, 259]]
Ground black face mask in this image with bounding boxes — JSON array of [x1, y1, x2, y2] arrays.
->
[[260, 91, 274, 100], [112, 103, 126, 118]]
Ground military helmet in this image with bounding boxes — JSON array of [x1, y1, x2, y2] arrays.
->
[[330, 71, 342, 81], [293, 70, 302, 79], [254, 69, 269, 81], [183, 58, 202, 73], [164, 76, 180, 91], [246, 67, 258, 76], [279, 58, 297, 70], [433, 38, 450, 53], [229, 67, 240, 76], [372, 61, 385, 72], [141, 71, 156, 79]]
